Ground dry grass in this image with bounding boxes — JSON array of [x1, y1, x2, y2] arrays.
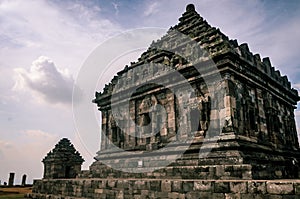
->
[[0, 187, 32, 199]]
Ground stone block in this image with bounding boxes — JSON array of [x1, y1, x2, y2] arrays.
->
[[214, 182, 230, 193], [216, 166, 225, 177], [140, 189, 149, 196], [161, 180, 172, 192], [210, 110, 219, 120], [107, 180, 116, 188], [224, 96, 231, 108], [229, 182, 247, 193], [248, 181, 266, 194], [156, 191, 168, 198], [225, 193, 241, 199], [240, 194, 265, 199], [116, 190, 124, 199], [193, 181, 212, 192], [134, 180, 147, 190], [212, 193, 226, 199], [266, 195, 283, 199], [266, 182, 294, 195], [168, 192, 180, 199], [133, 194, 141, 199], [172, 180, 182, 192], [294, 183, 300, 194], [150, 180, 161, 191], [282, 195, 299, 199], [186, 191, 201, 199], [183, 181, 194, 192]]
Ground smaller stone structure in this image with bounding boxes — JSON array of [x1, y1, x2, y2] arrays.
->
[[8, 172, 14, 186], [42, 138, 84, 179]]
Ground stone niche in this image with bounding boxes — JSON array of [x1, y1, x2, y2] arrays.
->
[[42, 138, 84, 179]]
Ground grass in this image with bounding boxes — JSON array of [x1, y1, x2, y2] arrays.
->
[[0, 187, 32, 199], [0, 194, 25, 199]]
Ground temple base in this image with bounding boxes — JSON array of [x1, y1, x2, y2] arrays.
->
[[86, 134, 300, 180], [27, 178, 300, 199]]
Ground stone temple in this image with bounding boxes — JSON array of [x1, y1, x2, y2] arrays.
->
[[42, 138, 84, 179], [28, 4, 300, 199]]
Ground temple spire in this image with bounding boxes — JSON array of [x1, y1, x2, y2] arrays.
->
[[186, 4, 195, 12]]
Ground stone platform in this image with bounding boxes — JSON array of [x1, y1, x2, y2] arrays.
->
[[88, 134, 300, 180], [27, 178, 300, 199]]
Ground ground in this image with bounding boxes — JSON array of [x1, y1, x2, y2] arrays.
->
[[0, 187, 32, 199]]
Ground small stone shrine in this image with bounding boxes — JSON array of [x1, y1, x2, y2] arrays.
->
[[42, 138, 84, 179], [28, 4, 300, 198]]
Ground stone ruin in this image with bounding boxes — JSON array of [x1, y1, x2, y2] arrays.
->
[[42, 138, 84, 179], [8, 172, 14, 186], [2, 173, 28, 186], [28, 4, 300, 199]]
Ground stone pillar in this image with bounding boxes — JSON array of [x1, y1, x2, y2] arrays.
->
[[101, 110, 108, 150], [127, 100, 133, 148], [107, 111, 113, 148], [220, 74, 235, 133], [21, 174, 27, 186], [256, 88, 267, 139], [167, 93, 176, 141], [289, 111, 299, 148], [8, 172, 14, 186]]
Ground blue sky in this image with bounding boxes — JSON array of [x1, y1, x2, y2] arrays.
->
[[0, 0, 300, 184]]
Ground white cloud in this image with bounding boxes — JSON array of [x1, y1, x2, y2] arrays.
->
[[0, 0, 121, 72], [294, 83, 300, 91], [21, 129, 58, 140], [0, 140, 13, 149], [247, 15, 300, 77], [14, 56, 74, 105], [143, 1, 159, 17], [112, 2, 120, 16]]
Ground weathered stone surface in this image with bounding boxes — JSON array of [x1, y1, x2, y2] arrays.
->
[[214, 182, 230, 193], [229, 182, 247, 193], [171, 180, 182, 192], [194, 181, 211, 192], [161, 180, 172, 192], [266, 182, 294, 195], [248, 181, 266, 194]]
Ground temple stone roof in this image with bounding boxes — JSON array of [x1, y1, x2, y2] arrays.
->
[[42, 138, 84, 164], [95, 4, 298, 100]]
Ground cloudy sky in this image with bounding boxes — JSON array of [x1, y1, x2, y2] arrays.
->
[[1, 0, 300, 184]]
